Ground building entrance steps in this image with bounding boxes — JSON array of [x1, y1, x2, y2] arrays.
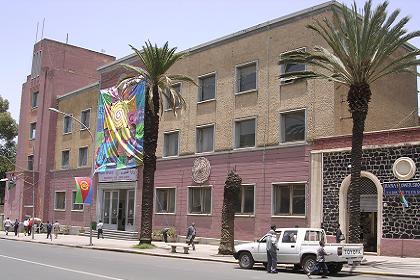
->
[[79, 229, 138, 240], [1, 231, 420, 278]]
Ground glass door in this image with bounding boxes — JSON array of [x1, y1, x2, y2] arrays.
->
[[102, 190, 119, 230], [125, 190, 135, 231]]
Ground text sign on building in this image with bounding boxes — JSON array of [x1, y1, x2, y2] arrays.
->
[[98, 168, 138, 182], [383, 181, 420, 195]]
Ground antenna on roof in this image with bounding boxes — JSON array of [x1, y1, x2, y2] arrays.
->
[[35, 21, 39, 43], [41, 18, 45, 39], [66, 33, 69, 44]]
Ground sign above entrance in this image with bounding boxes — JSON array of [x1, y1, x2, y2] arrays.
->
[[98, 168, 138, 182], [192, 157, 211, 184], [383, 181, 420, 195]]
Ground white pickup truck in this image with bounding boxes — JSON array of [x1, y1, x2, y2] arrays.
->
[[233, 228, 363, 274]]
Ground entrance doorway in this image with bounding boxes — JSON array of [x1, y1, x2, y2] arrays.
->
[[349, 177, 378, 253], [101, 189, 135, 231]]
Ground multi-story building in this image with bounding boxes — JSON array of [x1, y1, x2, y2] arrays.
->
[[4, 39, 115, 221], [5, 1, 419, 256]]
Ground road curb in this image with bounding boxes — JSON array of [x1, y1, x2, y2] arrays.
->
[[1, 236, 419, 278]]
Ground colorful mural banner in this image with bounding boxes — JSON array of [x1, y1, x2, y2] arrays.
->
[[95, 82, 145, 171], [74, 177, 93, 205]]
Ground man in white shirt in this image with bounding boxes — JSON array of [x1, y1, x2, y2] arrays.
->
[[4, 218, 12, 235], [97, 220, 104, 239]]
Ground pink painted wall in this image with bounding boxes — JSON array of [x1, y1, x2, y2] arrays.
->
[[151, 145, 311, 241], [380, 238, 420, 258]]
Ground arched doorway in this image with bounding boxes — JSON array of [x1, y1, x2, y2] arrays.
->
[[338, 172, 383, 254]]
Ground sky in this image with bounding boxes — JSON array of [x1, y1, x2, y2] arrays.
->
[[1, 0, 419, 122]]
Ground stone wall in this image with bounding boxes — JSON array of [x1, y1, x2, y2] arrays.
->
[[322, 144, 420, 239]]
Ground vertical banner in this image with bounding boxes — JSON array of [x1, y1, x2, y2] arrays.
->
[[95, 82, 145, 171], [75, 177, 93, 205]]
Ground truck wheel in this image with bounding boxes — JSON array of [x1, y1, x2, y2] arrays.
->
[[327, 263, 343, 275], [238, 252, 254, 269], [302, 255, 317, 274]]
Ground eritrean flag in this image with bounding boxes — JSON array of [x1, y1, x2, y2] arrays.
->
[[75, 177, 93, 205], [399, 191, 409, 208]]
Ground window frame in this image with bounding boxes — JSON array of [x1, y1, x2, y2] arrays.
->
[[61, 149, 70, 169], [197, 72, 216, 103], [31, 91, 39, 109], [279, 108, 307, 144], [163, 83, 182, 112], [234, 117, 257, 150], [163, 130, 180, 158], [27, 155, 34, 171], [196, 123, 215, 154], [154, 187, 177, 214], [272, 182, 307, 218], [78, 146, 89, 167], [29, 122, 36, 140], [54, 191, 66, 211], [235, 60, 258, 95], [71, 190, 84, 212], [80, 108, 91, 130], [63, 115, 73, 135], [279, 47, 307, 85], [187, 185, 212, 215], [235, 184, 256, 217]]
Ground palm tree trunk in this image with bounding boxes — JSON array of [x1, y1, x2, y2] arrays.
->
[[139, 85, 160, 244], [347, 84, 371, 243]]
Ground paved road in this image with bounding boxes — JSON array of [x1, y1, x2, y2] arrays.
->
[[0, 239, 411, 280]]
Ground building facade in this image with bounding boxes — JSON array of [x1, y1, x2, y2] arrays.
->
[[5, 2, 419, 256]]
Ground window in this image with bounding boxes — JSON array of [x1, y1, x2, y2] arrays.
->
[[27, 155, 34, 171], [78, 147, 88, 167], [155, 188, 176, 213], [63, 115, 72, 134], [31, 91, 39, 108], [198, 74, 215, 102], [29, 122, 36, 140], [235, 185, 255, 215], [235, 119, 256, 148], [282, 230, 298, 243], [61, 150, 70, 169], [72, 191, 84, 211], [280, 110, 305, 143], [163, 131, 179, 157], [280, 48, 306, 84], [273, 184, 305, 216], [31, 51, 42, 78], [80, 109, 91, 130], [188, 186, 211, 214], [164, 84, 181, 110], [55, 191, 66, 210], [196, 125, 214, 153], [236, 62, 257, 92]]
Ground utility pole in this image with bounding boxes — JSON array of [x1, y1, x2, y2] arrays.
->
[[32, 144, 35, 240]]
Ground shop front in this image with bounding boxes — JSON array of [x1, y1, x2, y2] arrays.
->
[[97, 168, 138, 231]]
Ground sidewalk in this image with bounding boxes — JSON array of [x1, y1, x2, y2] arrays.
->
[[1, 232, 419, 278]]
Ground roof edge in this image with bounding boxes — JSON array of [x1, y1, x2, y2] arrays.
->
[[57, 82, 99, 101]]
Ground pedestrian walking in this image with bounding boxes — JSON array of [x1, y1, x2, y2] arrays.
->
[[23, 219, 29, 236], [3, 217, 12, 235], [266, 225, 279, 273], [97, 220, 104, 239], [28, 219, 33, 236], [53, 221, 60, 239], [46, 221, 52, 240], [161, 227, 169, 243], [186, 222, 197, 251], [307, 240, 331, 278], [335, 223, 344, 243], [14, 219, 19, 236]]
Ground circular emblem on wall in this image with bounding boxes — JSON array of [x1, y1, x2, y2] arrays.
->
[[393, 157, 416, 181], [192, 157, 211, 184]]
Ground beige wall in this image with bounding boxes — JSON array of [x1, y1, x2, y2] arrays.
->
[[54, 85, 98, 170]]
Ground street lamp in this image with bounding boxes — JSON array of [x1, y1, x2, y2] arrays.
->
[[48, 107, 111, 246]]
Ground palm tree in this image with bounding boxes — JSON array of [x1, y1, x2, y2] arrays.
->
[[280, 0, 420, 242], [119, 41, 195, 244]]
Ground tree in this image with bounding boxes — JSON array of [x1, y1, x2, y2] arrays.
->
[[218, 170, 241, 255], [120, 42, 195, 244], [0, 96, 18, 201], [280, 0, 420, 242]]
